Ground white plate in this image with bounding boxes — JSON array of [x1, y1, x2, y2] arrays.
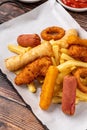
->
[[18, 0, 42, 3], [57, 0, 87, 12], [0, 1, 87, 130]]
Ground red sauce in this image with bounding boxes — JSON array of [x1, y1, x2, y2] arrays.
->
[[62, 0, 87, 8]]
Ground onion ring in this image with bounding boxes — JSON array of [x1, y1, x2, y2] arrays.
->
[[41, 26, 65, 41], [74, 68, 87, 93]]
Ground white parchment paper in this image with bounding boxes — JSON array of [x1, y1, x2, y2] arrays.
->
[[0, 0, 87, 130]]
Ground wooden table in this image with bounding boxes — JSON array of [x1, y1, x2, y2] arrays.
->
[[0, 0, 87, 130]]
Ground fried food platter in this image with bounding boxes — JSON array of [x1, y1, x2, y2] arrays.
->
[[0, 1, 87, 130]]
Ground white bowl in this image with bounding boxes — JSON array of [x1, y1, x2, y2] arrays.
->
[[18, 0, 42, 3], [57, 0, 87, 12]]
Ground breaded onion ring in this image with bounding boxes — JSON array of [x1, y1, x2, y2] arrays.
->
[[41, 26, 65, 41], [74, 68, 87, 93]]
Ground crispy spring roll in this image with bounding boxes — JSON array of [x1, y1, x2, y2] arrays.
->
[[62, 75, 77, 115], [5, 42, 53, 71]]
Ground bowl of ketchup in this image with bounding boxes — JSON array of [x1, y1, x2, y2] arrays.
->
[[57, 0, 87, 12]]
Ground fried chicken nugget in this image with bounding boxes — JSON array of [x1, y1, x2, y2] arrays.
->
[[15, 56, 52, 85], [68, 45, 87, 62]]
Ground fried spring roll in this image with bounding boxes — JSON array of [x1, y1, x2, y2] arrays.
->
[[5, 42, 53, 71], [62, 75, 77, 115]]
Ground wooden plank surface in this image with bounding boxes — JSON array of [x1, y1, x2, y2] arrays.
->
[[0, 0, 87, 129], [0, 96, 47, 130], [69, 11, 87, 31], [0, 70, 48, 130]]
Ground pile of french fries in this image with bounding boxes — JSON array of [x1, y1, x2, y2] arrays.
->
[[7, 28, 87, 106]]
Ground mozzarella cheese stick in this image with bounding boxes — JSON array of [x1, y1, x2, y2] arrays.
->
[[5, 42, 53, 71]]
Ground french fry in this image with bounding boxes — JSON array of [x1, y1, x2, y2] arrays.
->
[[27, 82, 37, 93], [52, 45, 60, 65], [60, 53, 75, 61], [53, 84, 62, 96], [39, 65, 58, 110], [60, 48, 68, 54], [57, 60, 87, 72], [8, 44, 31, 54], [75, 98, 80, 104], [52, 96, 62, 104], [51, 57, 57, 66], [76, 89, 87, 102], [52, 96, 79, 104], [56, 69, 72, 85], [59, 58, 65, 64]]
